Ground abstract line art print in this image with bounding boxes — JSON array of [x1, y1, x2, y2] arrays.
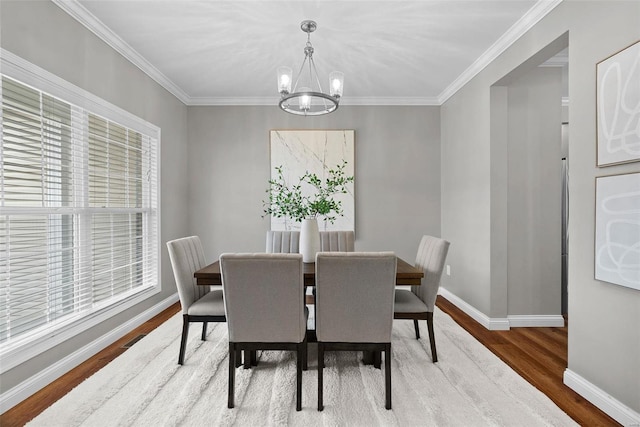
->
[[596, 40, 640, 166], [595, 173, 640, 291]]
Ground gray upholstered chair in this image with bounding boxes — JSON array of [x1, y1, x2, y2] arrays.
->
[[266, 230, 300, 253], [266, 230, 355, 253], [319, 230, 355, 252], [393, 235, 450, 362], [315, 252, 397, 410], [220, 253, 307, 411], [167, 236, 225, 365]]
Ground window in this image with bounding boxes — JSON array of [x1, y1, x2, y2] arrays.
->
[[0, 56, 159, 370]]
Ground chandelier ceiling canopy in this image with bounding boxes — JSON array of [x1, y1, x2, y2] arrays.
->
[[277, 20, 344, 116]]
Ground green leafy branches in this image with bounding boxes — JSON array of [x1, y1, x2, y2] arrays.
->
[[263, 160, 354, 223]]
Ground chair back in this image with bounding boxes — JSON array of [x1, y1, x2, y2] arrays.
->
[[412, 235, 450, 312], [266, 230, 300, 253], [315, 252, 397, 343], [220, 253, 305, 343], [167, 236, 209, 315], [319, 230, 355, 252]]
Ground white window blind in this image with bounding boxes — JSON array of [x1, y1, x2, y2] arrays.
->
[[0, 75, 159, 350]]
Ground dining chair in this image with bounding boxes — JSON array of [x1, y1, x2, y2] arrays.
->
[[319, 230, 355, 251], [167, 236, 226, 365], [220, 253, 307, 411], [265, 230, 300, 253], [393, 235, 450, 362], [315, 252, 397, 410]]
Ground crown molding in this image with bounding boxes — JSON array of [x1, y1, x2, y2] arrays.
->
[[341, 96, 440, 106], [51, 0, 191, 105], [186, 96, 441, 106], [438, 0, 564, 104], [187, 97, 278, 106]]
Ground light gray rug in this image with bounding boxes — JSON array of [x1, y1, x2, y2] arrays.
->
[[28, 307, 577, 426]]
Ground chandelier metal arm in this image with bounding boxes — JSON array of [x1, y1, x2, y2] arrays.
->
[[309, 56, 329, 108], [291, 54, 308, 94]]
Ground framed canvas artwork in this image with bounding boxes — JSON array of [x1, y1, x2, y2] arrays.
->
[[596, 40, 640, 166], [269, 129, 355, 231], [595, 172, 640, 290]]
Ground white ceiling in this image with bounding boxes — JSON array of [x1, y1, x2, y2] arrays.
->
[[55, 0, 562, 106]]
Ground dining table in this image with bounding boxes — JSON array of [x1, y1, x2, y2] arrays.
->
[[194, 256, 424, 287]]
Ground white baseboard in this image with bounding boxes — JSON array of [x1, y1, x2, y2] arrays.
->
[[438, 289, 565, 329], [438, 288, 510, 330], [507, 314, 565, 327], [0, 293, 179, 415], [564, 369, 640, 426]]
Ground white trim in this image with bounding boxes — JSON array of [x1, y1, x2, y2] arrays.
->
[[438, 0, 563, 104], [439, 289, 566, 329], [179, 95, 441, 107], [341, 96, 440, 106], [507, 314, 565, 327], [564, 369, 640, 426], [438, 288, 510, 330], [50, 0, 190, 105], [52, 0, 560, 107], [0, 294, 179, 415]]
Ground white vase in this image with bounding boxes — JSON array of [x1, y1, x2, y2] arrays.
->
[[300, 218, 321, 263]]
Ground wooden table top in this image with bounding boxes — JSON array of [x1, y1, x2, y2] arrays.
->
[[194, 256, 423, 287]]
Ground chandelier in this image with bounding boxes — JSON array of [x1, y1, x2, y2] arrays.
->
[[277, 20, 344, 116]]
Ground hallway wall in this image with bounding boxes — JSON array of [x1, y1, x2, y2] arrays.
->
[[440, 0, 640, 419]]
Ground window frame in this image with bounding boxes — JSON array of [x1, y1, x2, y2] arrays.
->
[[0, 49, 161, 373]]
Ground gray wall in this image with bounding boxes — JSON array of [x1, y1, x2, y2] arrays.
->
[[0, 1, 188, 391], [187, 106, 441, 263], [506, 67, 562, 315], [441, 0, 640, 413]]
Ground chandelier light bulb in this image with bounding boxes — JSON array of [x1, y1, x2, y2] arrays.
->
[[329, 71, 344, 98], [299, 87, 311, 111], [277, 66, 293, 95]]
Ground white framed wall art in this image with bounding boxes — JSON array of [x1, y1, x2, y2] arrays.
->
[[596, 40, 640, 167], [595, 172, 640, 290], [269, 129, 355, 231]]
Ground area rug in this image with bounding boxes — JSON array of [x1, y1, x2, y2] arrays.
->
[[28, 307, 577, 426]]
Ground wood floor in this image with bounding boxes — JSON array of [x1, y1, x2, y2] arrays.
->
[[1, 297, 620, 426]]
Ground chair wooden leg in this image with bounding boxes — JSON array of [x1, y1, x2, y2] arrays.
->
[[385, 343, 392, 410], [178, 315, 189, 365], [413, 319, 421, 339], [302, 339, 308, 371], [201, 322, 208, 340], [427, 312, 437, 363], [228, 343, 235, 409], [317, 343, 324, 411], [296, 343, 303, 411]]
